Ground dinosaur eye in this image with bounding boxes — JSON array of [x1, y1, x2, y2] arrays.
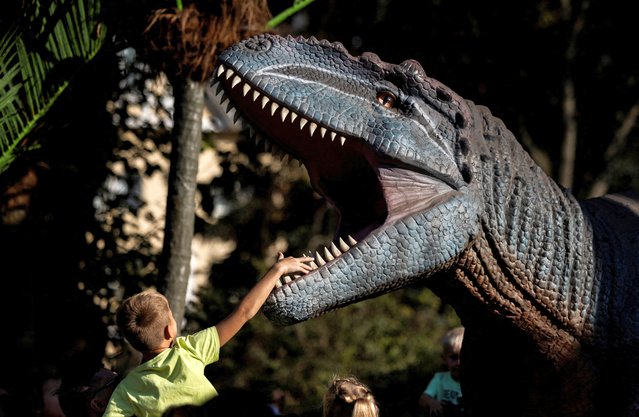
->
[[376, 91, 397, 109]]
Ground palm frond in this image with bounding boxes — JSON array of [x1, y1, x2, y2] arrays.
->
[[267, 0, 316, 28], [0, 0, 106, 174]]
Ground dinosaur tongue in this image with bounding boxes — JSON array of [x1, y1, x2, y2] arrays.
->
[[377, 166, 455, 225]]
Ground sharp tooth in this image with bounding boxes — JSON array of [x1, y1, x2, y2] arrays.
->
[[215, 82, 223, 95], [261, 96, 270, 109], [270, 102, 279, 116], [309, 122, 317, 136], [216, 65, 225, 77], [231, 76, 241, 88], [299, 118, 308, 130], [340, 136, 346, 146], [315, 251, 326, 266], [242, 83, 251, 96], [225, 101, 234, 113], [339, 237, 349, 252], [220, 93, 229, 106], [232, 109, 240, 123], [320, 127, 327, 138], [254, 132, 263, 145], [211, 80, 220, 92], [330, 242, 342, 257], [348, 235, 357, 245], [252, 90, 260, 101], [290, 112, 298, 122], [225, 68, 234, 80], [293, 274, 302, 279], [274, 280, 282, 288], [330, 131, 337, 141], [264, 139, 271, 152], [323, 247, 335, 261], [281, 154, 289, 163], [280, 107, 289, 122], [302, 253, 314, 267], [283, 276, 292, 284]]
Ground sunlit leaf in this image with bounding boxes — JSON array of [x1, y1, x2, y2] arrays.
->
[[0, 0, 106, 174], [266, 0, 317, 28]]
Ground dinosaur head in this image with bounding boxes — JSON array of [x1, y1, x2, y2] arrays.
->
[[216, 34, 482, 325]]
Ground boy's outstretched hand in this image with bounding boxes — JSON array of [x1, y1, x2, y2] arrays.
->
[[271, 252, 315, 277], [216, 252, 315, 346]]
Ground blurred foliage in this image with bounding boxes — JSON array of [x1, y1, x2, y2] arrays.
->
[[0, 0, 637, 416]]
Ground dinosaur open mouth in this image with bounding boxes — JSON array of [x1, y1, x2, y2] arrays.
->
[[213, 64, 454, 286]]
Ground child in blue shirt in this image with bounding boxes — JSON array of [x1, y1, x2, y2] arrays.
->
[[418, 326, 465, 417]]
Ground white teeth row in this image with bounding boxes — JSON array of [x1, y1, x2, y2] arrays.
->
[[273, 235, 358, 288], [213, 64, 348, 146]]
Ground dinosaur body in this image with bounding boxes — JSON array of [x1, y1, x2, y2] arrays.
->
[[215, 34, 639, 417]]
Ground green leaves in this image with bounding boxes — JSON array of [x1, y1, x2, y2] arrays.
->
[[0, 0, 106, 174], [267, 0, 317, 28]]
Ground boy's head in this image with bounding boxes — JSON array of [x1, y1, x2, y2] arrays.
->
[[441, 326, 464, 380], [117, 290, 176, 353]]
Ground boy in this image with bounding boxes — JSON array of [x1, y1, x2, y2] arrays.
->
[[103, 252, 314, 417], [418, 326, 464, 417]]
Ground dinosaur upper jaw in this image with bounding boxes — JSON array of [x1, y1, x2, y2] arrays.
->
[[214, 63, 455, 235]]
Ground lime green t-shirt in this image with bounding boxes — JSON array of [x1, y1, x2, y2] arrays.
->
[[103, 326, 220, 417]]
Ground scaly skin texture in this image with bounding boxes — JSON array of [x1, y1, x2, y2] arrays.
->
[[215, 34, 639, 417]]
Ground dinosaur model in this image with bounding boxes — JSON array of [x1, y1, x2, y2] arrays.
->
[[213, 34, 639, 417]]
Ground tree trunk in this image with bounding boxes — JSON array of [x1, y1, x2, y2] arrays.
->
[[160, 78, 205, 333]]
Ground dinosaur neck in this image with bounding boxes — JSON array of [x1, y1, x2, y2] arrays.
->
[[435, 238, 583, 368], [471, 129, 597, 343]]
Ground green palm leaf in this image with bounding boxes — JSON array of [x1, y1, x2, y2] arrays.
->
[[267, 0, 317, 28], [0, 0, 106, 174]]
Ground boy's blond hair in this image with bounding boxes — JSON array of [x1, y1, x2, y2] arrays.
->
[[116, 289, 172, 353], [442, 326, 464, 355], [323, 375, 379, 417]]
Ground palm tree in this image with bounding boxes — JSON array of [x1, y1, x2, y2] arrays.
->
[[143, 0, 272, 328]]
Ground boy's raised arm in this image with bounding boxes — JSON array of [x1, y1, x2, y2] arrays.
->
[[216, 253, 314, 346]]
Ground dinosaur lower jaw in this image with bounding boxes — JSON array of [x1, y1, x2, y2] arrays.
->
[[213, 64, 456, 287]]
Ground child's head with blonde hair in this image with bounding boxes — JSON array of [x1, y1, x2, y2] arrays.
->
[[440, 326, 464, 381], [442, 326, 464, 356], [323, 375, 379, 417]]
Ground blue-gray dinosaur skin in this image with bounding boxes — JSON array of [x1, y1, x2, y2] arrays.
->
[[215, 34, 639, 417]]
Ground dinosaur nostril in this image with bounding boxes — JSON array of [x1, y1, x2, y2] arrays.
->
[[243, 37, 271, 52]]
